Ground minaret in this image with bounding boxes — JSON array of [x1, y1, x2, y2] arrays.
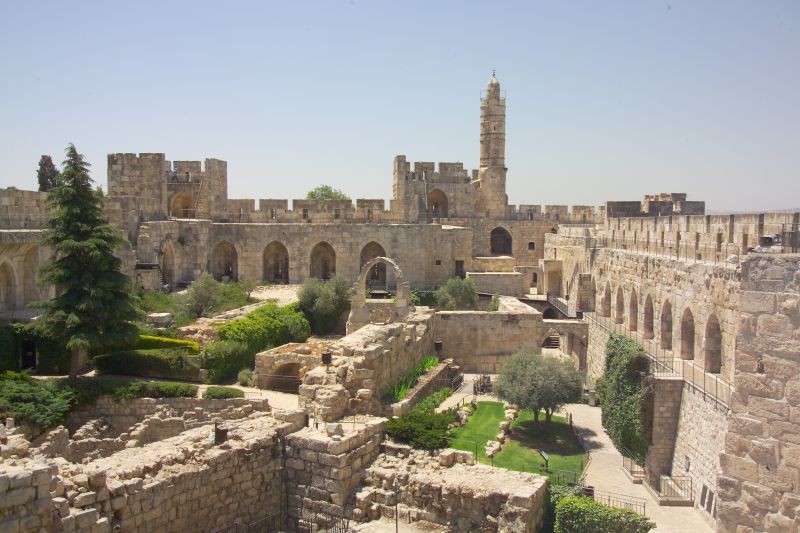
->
[[477, 71, 508, 217]]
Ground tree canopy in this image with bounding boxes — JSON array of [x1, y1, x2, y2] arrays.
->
[[434, 277, 478, 310], [28, 144, 140, 378], [298, 274, 351, 334], [306, 185, 350, 207], [37, 155, 60, 192], [494, 351, 583, 422]]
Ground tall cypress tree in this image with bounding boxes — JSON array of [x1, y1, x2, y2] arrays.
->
[[36, 155, 60, 192], [28, 144, 139, 378]]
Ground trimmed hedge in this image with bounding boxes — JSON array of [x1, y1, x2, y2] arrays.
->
[[136, 335, 200, 354], [554, 495, 654, 533], [0, 324, 23, 371], [386, 388, 456, 449], [597, 334, 652, 464], [204, 386, 244, 399], [217, 302, 311, 355], [200, 341, 252, 384], [93, 349, 200, 380]]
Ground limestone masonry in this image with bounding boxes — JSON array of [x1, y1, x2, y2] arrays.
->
[[2, 75, 799, 532]]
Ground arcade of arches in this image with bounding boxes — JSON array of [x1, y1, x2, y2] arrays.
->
[[263, 241, 289, 283], [310, 242, 336, 280], [210, 241, 238, 281]]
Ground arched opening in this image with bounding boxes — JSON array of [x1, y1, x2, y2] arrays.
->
[[601, 283, 612, 317], [680, 308, 695, 360], [310, 242, 336, 280], [629, 289, 638, 332], [531, 272, 538, 287], [267, 362, 303, 393], [170, 192, 194, 218], [0, 262, 17, 311], [615, 287, 624, 324], [210, 241, 238, 281], [543, 307, 559, 319], [161, 241, 176, 289], [263, 241, 289, 283], [427, 189, 449, 218], [661, 300, 673, 350], [643, 294, 654, 339], [360, 242, 389, 290], [704, 314, 722, 373], [22, 247, 39, 304], [542, 333, 560, 350], [490, 227, 513, 256]]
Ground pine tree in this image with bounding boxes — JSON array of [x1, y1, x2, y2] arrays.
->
[[28, 144, 139, 378], [36, 155, 60, 192]]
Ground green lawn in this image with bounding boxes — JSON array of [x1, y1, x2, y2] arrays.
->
[[448, 401, 585, 477]]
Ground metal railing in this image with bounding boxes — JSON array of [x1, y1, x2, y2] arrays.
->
[[586, 312, 732, 408], [587, 487, 648, 516], [168, 208, 198, 219], [547, 294, 582, 319], [0, 309, 40, 323], [620, 447, 646, 481], [214, 512, 281, 533], [659, 475, 693, 502]]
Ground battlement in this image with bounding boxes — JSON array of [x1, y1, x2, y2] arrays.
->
[[606, 193, 704, 218], [393, 156, 476, 185]]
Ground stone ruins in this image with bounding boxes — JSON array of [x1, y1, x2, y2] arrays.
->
[[1, 74, 799, 532]]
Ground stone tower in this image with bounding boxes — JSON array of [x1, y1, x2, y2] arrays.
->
[[476, 73, 509, 218]]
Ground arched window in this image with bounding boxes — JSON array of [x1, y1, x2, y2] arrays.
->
[[490, 227, 513, 255], [661, 300, 673, 350], [680, 308, 695, 360], [704, 314, 722, 373]]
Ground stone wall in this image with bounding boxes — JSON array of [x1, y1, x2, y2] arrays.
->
[[716, 254, 800, 533], [384, 361, 456, 417], [467, 271, 526, 297], [0, 463, 59, 533], [670, 385, 728, 526]]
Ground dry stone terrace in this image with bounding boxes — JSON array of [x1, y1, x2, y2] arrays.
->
[[2, 74, 800, 532]]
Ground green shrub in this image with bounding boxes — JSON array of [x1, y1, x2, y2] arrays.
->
[[237, 368, 254, 386], [298, 275, 351, 334], [0, 371, 75, 434], [93, 349, 200, 380], [217, 302, 311, 355], [554, 495, 654, 533], [186, 273, 222, 317], [204, 386, 245, 399], [385, 388, 457, 449], [200, 341, 252, 384], [382, 355, 440, 402], [490, 293, 501, 311], [136, 335, 200, 354], [434, 278, 478, 310], [597, 334, 651, 464], [112, 380, 198, 399], [411, 290, 436, 307]]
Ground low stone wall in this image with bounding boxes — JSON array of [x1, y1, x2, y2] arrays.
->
[[585, 315, 611, 387], [354, 444, 548, 532], [285, 416, 386, 526], [66, 396, 270, 435], [467, 271, 526, 297], [384, 361, 456, 417], [0, 463, 59, 533]]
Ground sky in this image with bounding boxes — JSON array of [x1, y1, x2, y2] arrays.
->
[[0, 1, 798, 212]]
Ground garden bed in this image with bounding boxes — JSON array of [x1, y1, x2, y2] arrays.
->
[[384, 361, 455, 417]]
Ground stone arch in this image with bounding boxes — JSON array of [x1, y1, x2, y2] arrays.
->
[[267, 362, 303, 393], [170, 192, 194, 218], [360, 242, 389, 289], [601, 283, 612, 317], [541, 328, 563, 350], [210, 241, 238, 281], [22, 246, 39, 304], [543, 307, 559, 319], [615, 286, 624, 324], [661, 299, 673, 350], [428, 189, 448, 218], [263, 241, 289, 283], [161, 241, 176, 288], [310, 242, 336, 280], [0, 262, 17, 311], [347, 256, 412, 334], [629, 289, 638, 332], [490, 227, 513, 256], [680, 307, 695, 360], [704, 314, 722, 373], [643, 294, 654, 339]]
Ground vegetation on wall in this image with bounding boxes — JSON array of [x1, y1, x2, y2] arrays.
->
[[410, 289, 436, 307], [217, 302, 310, 355], [94, 349, 200, 380], [306, 184, 350, 207], [298, 275, 351, 334], [381, 355, 440, 402], [434, 277, 478, 310], [385, 388, 455, 449], [494, 350, 583, 423], [596, 333, 652, 465]]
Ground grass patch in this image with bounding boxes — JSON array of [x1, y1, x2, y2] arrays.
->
[[381, 355, 440, 402], [449, 401, 584, 476]]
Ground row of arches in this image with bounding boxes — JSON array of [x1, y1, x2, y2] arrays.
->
[[201, 240, 392, 284], [600, 283, 725, 375]]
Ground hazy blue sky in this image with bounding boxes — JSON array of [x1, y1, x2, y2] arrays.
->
[[1, 1, 797, 211]]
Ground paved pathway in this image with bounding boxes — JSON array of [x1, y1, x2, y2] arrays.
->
[[565, 403, 712, 533]]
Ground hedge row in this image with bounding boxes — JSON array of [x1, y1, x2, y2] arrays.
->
[[200, 341, 252, 384], [136, 335, 200, 354], [204, 386, 244, 399], [94, 349, 200, 381], [217, 302, 311, 355], [554, 495, 654, 533], [385, 388, 456, 449]]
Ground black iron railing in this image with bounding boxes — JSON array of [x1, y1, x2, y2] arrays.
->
[[659, 475, 693, 501]]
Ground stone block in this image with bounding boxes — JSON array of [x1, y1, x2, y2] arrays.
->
[[741, 291, 776, 313], [720, 453, 759, 482]]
